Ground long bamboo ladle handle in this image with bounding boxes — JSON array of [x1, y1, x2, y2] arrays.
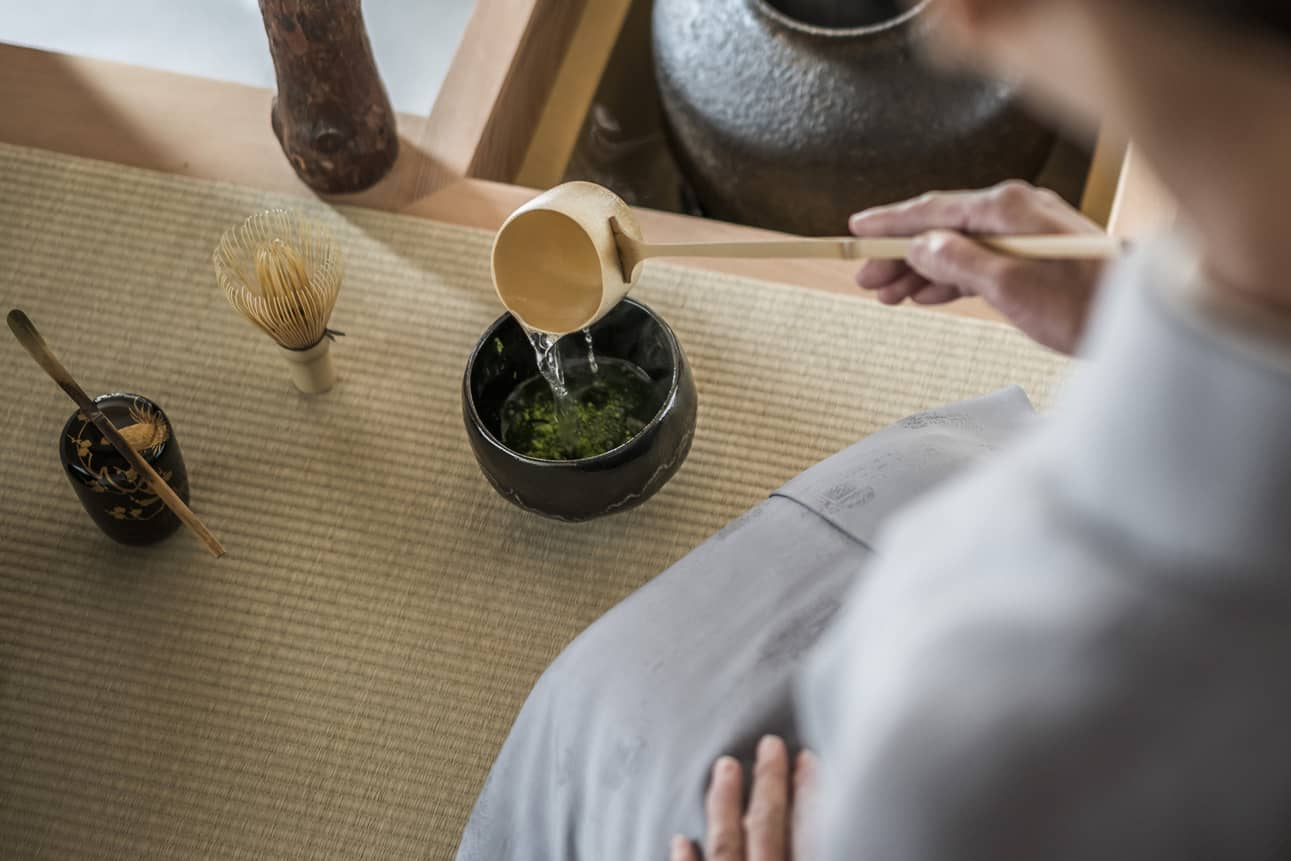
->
[[612, 221, 1121, 281], [7, 309, 225, 558]]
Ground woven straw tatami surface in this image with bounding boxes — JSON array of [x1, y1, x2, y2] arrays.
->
[[0, 144, 1069, 858]]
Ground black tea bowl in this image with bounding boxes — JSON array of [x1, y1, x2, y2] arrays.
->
[[463, 298, 697, 521]]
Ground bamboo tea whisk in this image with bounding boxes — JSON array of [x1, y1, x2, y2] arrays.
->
[[213, 209, 344, 393]]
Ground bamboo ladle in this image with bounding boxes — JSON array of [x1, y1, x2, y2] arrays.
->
[[491, 181, 1122, 336]]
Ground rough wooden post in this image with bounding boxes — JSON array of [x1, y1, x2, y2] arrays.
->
[[259, 0, 398, 193]]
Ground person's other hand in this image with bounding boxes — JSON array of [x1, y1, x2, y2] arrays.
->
[[850, 181, 1107, 354], [670, 736, 818, 861]]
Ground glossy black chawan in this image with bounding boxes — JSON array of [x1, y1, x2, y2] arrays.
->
[[463, 299, 697, 521]]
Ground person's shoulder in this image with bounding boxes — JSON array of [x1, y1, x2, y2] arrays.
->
[[864, 432, 1131, 611], [846, 429, 1265, 704], [844, 421, 1291, 727], [808, 449, 1291, 858]]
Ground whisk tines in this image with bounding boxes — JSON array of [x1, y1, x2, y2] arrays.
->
[[213, 209, 345, 394], [213, 209, 343, 350]]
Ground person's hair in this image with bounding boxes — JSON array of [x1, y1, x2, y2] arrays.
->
[[1163, 1, 1291, 42]]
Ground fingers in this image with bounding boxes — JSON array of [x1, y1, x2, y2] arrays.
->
[[692, 741, 804, 861], [849, 189, 978, 236], [910, 282, 963, 305], [671, 835, 699, 861], [849, 180, 1102, 239], [858, 231, 1017, 309], [706, 756, 745, 861], [855, 257, 909, 290], [876, 271, 929, 305], [745, 736, 790, 861], [850, 181, 1096, 309], [906, 230, 1021, 302], [793, 749, 817, 802]]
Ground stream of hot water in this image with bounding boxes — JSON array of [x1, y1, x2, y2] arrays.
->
[[526, 327, 599, 417], [500, 325, 656, 461]]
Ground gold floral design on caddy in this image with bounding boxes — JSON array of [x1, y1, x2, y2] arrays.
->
[[68, 399, 173, 521]]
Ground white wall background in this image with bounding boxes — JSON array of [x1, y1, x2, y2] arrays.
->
[[0, 0, 477, 115]]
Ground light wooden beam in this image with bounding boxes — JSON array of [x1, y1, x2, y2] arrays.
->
[[1081, 126, 1128, 227], [0, 0, 590, 211], [0, 43, 321, 197], [515, 0, 634, 188], [429, 0, 590, 188]]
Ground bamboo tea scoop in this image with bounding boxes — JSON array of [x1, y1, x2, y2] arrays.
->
[[491, 181, 1122, 335], [6, 309, 225, 558]]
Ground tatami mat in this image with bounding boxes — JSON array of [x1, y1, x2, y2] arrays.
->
[[0, 143, 1069, 858]]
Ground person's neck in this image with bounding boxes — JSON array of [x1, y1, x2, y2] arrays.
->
[[1103, 13, 1291, 314]]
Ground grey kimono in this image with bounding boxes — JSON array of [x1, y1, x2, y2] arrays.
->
[[458, 237, 1291, 860]]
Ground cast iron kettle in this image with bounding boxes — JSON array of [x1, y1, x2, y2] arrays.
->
[[652, 0, 1056, 234]]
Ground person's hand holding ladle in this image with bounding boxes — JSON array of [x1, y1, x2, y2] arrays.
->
[[489, 181, 1122, 336]]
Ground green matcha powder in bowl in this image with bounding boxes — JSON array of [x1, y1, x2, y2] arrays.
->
[[462, 298, 698, 521]]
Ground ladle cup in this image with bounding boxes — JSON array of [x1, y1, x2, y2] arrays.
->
[[491, 181, 1123, 335]]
